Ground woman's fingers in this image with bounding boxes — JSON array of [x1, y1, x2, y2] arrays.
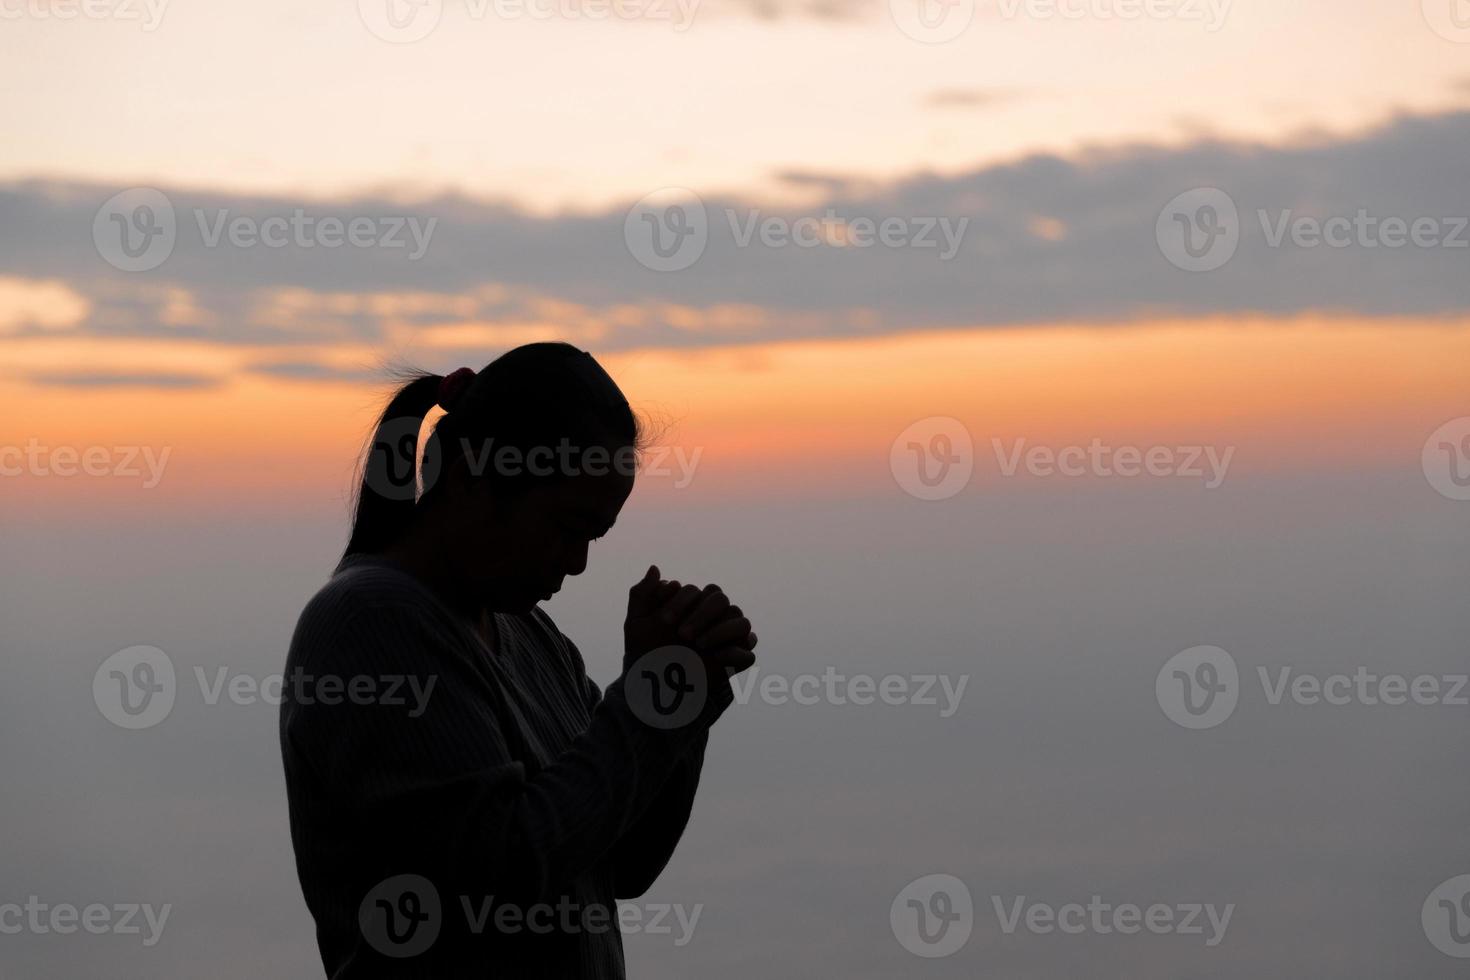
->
[[694, 615, 752, 651], [678, 586, 730, 641], [723, 605, 756, 649], [701, 645, 756, 676], [649, 577, 757, 652], [626, 564, 662, 615], [658, 584, 706, 626]]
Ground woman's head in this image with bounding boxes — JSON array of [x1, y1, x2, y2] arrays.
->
[[344, 342, 646, 612]]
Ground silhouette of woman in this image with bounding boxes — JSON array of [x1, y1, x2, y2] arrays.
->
[[279, 342, 756, 978]]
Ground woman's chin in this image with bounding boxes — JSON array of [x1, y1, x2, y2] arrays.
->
[[517, 588, 552, 612]]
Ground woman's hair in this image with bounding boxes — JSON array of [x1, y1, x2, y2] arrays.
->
[[343, 342, 645, 559]]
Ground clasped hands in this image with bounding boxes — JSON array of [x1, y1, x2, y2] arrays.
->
[[623, 564, 757, 678]]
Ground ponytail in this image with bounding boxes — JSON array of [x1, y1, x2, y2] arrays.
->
[[342, 371, 443, 559]]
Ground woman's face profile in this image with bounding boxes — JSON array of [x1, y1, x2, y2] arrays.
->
[[461, 468, 635, 612]]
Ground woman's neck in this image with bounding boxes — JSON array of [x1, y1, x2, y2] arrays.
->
[[380, 527, 480, 620]]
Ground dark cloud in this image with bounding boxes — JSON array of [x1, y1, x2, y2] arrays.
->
[[2, 109, 1468, 360]]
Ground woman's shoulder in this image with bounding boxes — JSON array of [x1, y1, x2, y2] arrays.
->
[[290, 555, 444, 653]]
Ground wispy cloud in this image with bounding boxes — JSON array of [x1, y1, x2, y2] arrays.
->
[[923, 88, 1025, 109], [245, 361, 382, 383], [719, 0, 871, 21], [26, 370, 222, 389]]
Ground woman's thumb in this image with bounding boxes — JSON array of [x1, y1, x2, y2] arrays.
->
[[629, 564, 660, 608]]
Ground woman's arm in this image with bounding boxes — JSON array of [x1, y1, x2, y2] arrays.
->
[[281, 600, 734, 910], [576, 671, 735, 898]]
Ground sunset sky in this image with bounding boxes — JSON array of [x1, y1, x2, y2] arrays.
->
[[2, 1, 1468, 977], [2, 0, 1469, 506]]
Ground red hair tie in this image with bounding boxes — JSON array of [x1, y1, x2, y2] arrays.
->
[[437, 367, 476, 412]]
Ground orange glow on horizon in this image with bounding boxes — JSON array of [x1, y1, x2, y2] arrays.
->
[[2, 317, 1466, 515]]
